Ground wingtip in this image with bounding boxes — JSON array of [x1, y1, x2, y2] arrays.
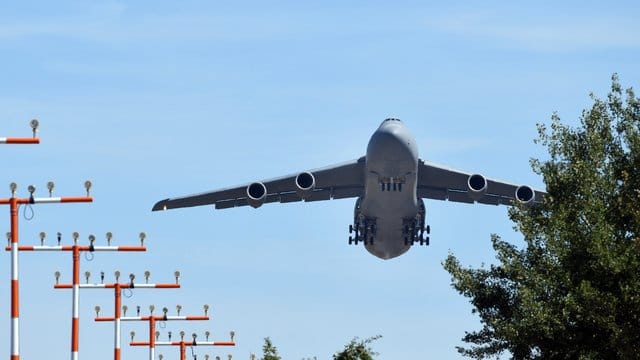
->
[[152, 199, 168, 212]]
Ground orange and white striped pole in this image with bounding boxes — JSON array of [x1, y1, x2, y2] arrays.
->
[[42, 233, 146, 360], [59, 272, 179, 360], [1, 119, 40, 145], [96, 305, 208, 360], [131, 333, 235, 360], [1, 183, 92, 360]]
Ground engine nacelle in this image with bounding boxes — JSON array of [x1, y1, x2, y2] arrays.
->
[[515, 185, 535, 206], [246, 182, 267, 208], [467, 174, 487, 201], [295, 172, 316, 199]]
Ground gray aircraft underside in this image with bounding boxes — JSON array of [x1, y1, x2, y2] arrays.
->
[[153, 118, 546, 260]]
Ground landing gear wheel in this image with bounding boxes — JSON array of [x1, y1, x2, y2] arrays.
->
[[426, 225, 431, 235]]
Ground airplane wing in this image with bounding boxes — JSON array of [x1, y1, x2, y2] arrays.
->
[[417, 160, 546, 205], [152, 157, 366, 211]]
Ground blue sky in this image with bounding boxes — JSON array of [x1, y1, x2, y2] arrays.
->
[[1, 1, 639, 359]]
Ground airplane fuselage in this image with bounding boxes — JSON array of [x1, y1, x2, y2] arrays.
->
[[357, 119, 422, 259]]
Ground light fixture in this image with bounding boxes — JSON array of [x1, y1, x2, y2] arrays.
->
[[176, 304, 182, 316], [94, 305, 101, 317], [179, 331, 185, 341], [114, 270, 121, 282], [57, 232, 61, 245], [27, 185, 35, 198], [159, 355, 163, 360], [10, 182, 17, 197], [39, 232, 46, 245], [84, 180, 92, 196], [144, 270, 150, 283], [54, 271, 61, 284], [88, 234, 95, 245], [203, 304, 209, 316], [163, 307, 168, 318], [174, 270, 181, 284], [149, 304, 155, 314], [137, 305, 141, 316], [122, 305, 128, 316], [192, 333, 197, 342], [29, 119, 39, 138], [205, 355, 210, 360], [230, 331, 235, 342], [6, 232, 10, 246], [228, 354, 232, 360], [155, 331, 160, 341], [205, 331, 210, 342], [46, 181, 54, 197], [139, 232, 146, 246], [84, 271, 91, 284], [130, 331, 135, 342], [106, 232, 113, 246], [100, 271, 105, 284], [168, 331, 172, 341], [72, 232, 79, 244]]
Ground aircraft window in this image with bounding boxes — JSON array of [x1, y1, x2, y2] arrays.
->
[[384, 117, 401, 122]]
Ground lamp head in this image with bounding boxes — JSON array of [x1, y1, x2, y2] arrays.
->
[[88, 234, 95, 245], [176, 304, 182, 315], [30, 119, 39, 131], [163, 307, 168, 316], [84, 271, 91, 283], [230, 331, 235, 342], [57, 232, 61, 245], [54, 271, 61, 284], [106, 232, 113, 245], [129, 273, 135, 282], [122, 305, 128, 316], [156, 331, 160, 341], [144, 270, 150, 283], [159, 355, 163, 360], [46, 181, 54, 196], [205, 330, 210, 341], [100, 271, 105, 283], [9, 182, 17, 197], [72, 232, 79, 244], [84, 180, 92, 196], [149, 304, 155, 314], [136, 305, 141, 315], [130, 331, 135, 341], [6, 232, 10, 245], [179, 331, 185, 341], [114, 270, 120, 282], [192, 333, 197, 341], [39, 232, 46, 245], [174, 270, 181, 284], [94, 305, 101, 316], [27, 185, 35, 196], [139, 232, 146, 246]]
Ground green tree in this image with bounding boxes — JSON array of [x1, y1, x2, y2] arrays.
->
[[443, 74, 640, 359], [333, 335, 382, 360], [261, 337, 281, 360]]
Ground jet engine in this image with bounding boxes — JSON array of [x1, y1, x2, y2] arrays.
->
[[295, 171, 316, 199], [467, 174, 487, 201], [515, 185, 535, 206], [246, 182, 267, 208]]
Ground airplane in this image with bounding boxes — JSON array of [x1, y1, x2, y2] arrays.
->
[[153, 118, 546, 260]]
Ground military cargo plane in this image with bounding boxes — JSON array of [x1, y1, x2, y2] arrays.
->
[[153, 118, 545, 259]]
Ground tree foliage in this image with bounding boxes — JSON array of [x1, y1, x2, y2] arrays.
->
[[333, 335, 382, 360], [443, 74, 640, 359], [261, 337, 281, 360]]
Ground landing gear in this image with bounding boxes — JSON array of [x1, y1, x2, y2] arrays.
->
[[348, 199, 377, 246]]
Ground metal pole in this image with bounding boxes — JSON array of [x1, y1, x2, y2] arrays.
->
[[10, 198, 18, 360], [114, 283, 121, 360], [71, 244, 80, 360]]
